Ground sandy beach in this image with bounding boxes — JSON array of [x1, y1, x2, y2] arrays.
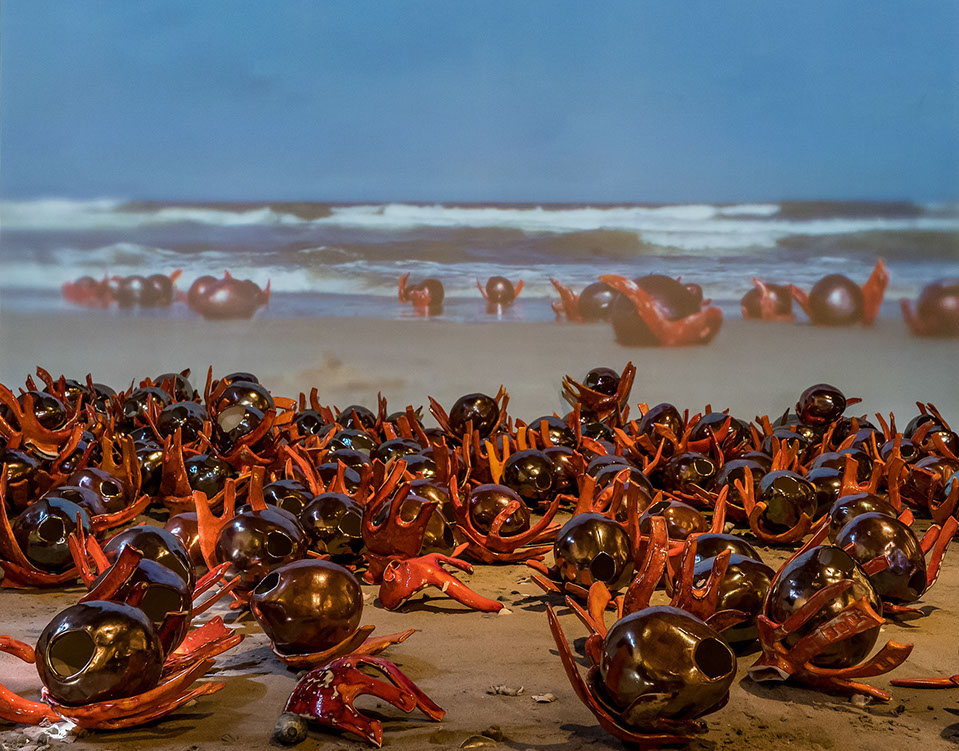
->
[[1, 311, 958, 751]]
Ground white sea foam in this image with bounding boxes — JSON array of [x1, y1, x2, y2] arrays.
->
[[3, 199, 957, 256]]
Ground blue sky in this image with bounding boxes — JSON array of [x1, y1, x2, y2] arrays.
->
[[1, 2, 956, 202]]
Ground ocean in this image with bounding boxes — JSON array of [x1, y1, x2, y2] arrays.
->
[[1, 199, 957, 323]]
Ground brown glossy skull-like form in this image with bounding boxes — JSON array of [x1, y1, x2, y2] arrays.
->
[[164, 512, 205, 570], [102, 525, 195, 589], [35, 600, 164, 705], [553, 512, 634, 591], [502, 449, 555, 506], [756, 471, 817, 536], [88, 557, 193, 656], [597, 606, 737, 726], [467, 484, 530, 537], [299, 492, 365, 561], [67, 467, 131, 514], [11, 497, 93, 572], [827, 493, 899, 542], [692, 554, 774, 645], [638, 500, 707, 542], [834, 513, 927, 604], [262, 479, 315, 517], [250, 560, 363, 656], [765, 545, 882, 669], [214, 506, 307, 590]]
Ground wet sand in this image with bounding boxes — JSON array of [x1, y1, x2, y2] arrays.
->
[[1, 312, 958, 750]]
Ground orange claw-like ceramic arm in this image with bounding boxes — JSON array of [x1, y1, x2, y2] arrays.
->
[[379, 551, 503, 612], [744, 278, 794, 322], [861, 259, 888, 326], [599, 275, 723, 346], [280, 655, 444, 747], [550, 279, 582, 321]]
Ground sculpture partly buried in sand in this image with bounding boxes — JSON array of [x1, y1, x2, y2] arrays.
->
[[477, 275, 523, 312], [550, 279, 617, 322], [186, 271, 271, 320], [63, 271, 183, 309], [900, 278, 959, 338], [740, 279, 794, 322], [787, 259, 888, 327], [599, 274, 723, 346], [398, 273, 444, 315]]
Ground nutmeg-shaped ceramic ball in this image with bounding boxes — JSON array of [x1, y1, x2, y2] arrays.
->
[[553, 513, 634, 590], [250, 560, 363, 655], [36, 600, 164, 705], [599, 606, 737, 725]]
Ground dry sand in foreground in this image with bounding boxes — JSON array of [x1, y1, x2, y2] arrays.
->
[[0, 312, 958, 751]]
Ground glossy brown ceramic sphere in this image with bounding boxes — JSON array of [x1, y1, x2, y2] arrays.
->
[[688, 413, 750, 448], [183, 453, 234, 497], [156, 401, 209, 443], [639, 500, 708, 541], [766, 545, 881, 668], [827, 493, 898, 542], [372, 438, 423, 463], [757, 471, 817, 533], [810, 449, 873, 485], [579, 282, 617, 321], [467, 484, 530, 537], [408, 278, 445, 308], [693, 554, 774, 645], [691, 533, 762, 565], [329, 429, 377, 455], [804, 467, 844, 520], [544, 445, 578, 493], [91, 558, 192, 655], [485, 276, 517, 304], [41, 485, 108, 517], [583, 367, 620, 396], [807, 275, 864, 325], [250, 560, 363, 655], [164, 512, 205, 569], [36, 600, 164, 705], [903, 456, 959, 506], [215, 404, 266, 451], [528, 416, 577, 448], [67, 467, 130, 514], [553, 513, 634, 591], [741, 283, 792, 318], [760, 428, 813, 459], [15, 391, 68, 431], [215, 507, 307, 590], [120, 387, 172, 429], [598, 606, 736, 725], [337, 404, 377, 430], [914, 278, 959, 336], [610, 275, 703, 346], [662, 452, 718, 494], [299, 492, 365, 560], [835, 513, 927, 603], [262, 479, 315, 518], [187, 275, 268, 319], [154, 372, 196, 402], [11, 498, 93, 572], [711, 458, 767, 516], [637, 403, 685, 444], [502, 449, 555, 504], [102, 525, 195, 589], [448, 393, 500, 439], [215, 379, 274, 413], [796, 384, 847, 425]]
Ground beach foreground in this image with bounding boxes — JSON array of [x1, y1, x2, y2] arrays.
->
[[1, 312, 958, 751]]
